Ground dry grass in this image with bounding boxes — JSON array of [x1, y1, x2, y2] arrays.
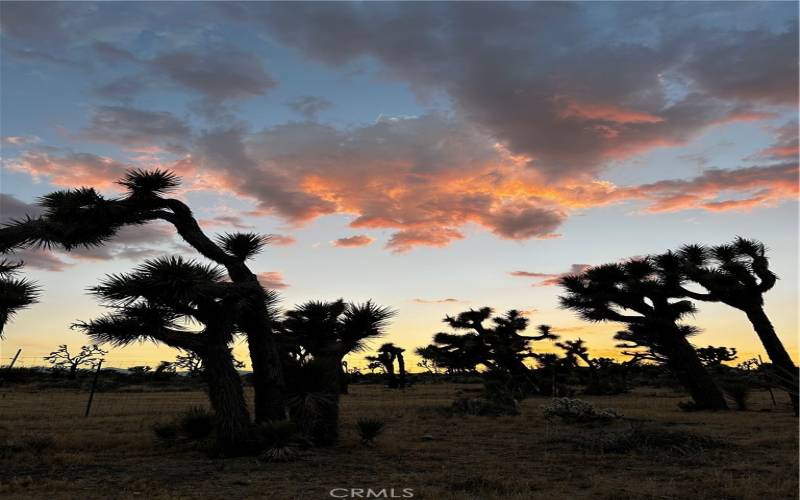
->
[[0, 384, 796, 499]]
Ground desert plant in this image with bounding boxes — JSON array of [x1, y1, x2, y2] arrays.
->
[[542, 397, 621, 424], [0, 260, 39, 337], [0, 169, 286, 422], [356, 418, 386, 445], [588, 422, 726, 455], [44, 344, 107, 379], [73, 257, 255, 453], [178, 406, 216, 441], [257, 420, 303, 462], [678, 239, 798, 414], [560, 258, 728, 410]]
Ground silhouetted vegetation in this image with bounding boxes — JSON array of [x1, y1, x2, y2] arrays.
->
[[0, 260, 39, 337]]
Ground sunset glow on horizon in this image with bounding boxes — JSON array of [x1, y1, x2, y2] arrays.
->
[[1, 2, 797, 370]]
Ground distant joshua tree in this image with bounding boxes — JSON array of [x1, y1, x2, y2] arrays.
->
[[677, 238, 798, 414], [280, 299, 394, 445], [0, 169, 286, 422], [73, 256, 260, 453], [0, 260, 39, 337], [418, 308, 558, 396], [696, 346, 738, 367], [366, 343, 406, 389], [44, 344, 107, 379], [559, 259, 728, 410]]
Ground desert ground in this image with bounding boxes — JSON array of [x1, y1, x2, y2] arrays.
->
[[0, 383, 796, 500]]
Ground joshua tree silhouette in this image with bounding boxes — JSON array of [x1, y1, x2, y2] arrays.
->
[[0, 260, 39, 337], [677, 238, 798, 414], [44, 344, 107, 379], [559, 258, 728, 410], [0, 170, 286, 421], [366, 343, 406, 389], [73, 256, 258, 452], [280, 299, 394, 445], [418, 308, 558, 396]]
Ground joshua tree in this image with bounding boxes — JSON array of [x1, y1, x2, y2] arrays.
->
[[279, 299, 394, 445], [366, 343, 406, 389], [0, 170, 286, 421], [0, 260, 39, 337], [696, 346, 738, 367], [73, 256, 259, 453], [44, 344, 107, 379], [677, 238, 798, 414], [560, 259, 728, 410], [418, 308, 558, 396]]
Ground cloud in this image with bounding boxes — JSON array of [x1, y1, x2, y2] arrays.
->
[[331, 235, 374, 248], [510, 264, 592, 286], [5, 150, 131, 188], [287, 95, 333, 120], [198, 215, 253, 230], [248, 3, 797, 178], [257, 271, 289, 289], [1, 135, 40, 147], [751, 122, 799, 161], [0, 193, 43, 221], [153, 47, 276, 102], [269, 234, 296, 246], [82, 106, 190, 153], [3, 248, 72, 272], [412, 298, 463, 304]]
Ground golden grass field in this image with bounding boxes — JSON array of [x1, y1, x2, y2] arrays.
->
[[0, 383, 797, 499]]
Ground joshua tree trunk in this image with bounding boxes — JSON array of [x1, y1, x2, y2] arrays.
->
[[300, 357, 340, 446], [660, 330, 728, 410], [69, 363, 78, 380], [385, 361, 398, 389], [159, 200, 286, 422], [744, 307, 799, 415], [201, 345, 252, 454], [397, 352, 406, 388]]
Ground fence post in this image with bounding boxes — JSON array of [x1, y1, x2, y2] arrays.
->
[[0, 348, 22, 387], [85, 359, 103, 417]]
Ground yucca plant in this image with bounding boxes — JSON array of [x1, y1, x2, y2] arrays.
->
[[356, 418, 385, 445], [0, 260, 39, 337]]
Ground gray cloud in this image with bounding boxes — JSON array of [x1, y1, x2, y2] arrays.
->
[[83, 105, 190, 152], [287, 95, 333, 120]]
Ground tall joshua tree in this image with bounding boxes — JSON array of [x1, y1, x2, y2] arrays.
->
[[678, 238, 798, 414], [560, 259, 728, 410], [73, 256, 258, 452], [280, 299, 394, 445], [0, 260, 39, 337], [0, 170, 285, 421]]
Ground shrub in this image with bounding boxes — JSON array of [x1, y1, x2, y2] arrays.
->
[[152, 422, 180, 445], [589, 422, 726, 456], [257, 421, 303, 462], [178, 406, 215, 441], [356, 418, 386, 445], [541, 397, 620, 424], [450, 397, 520, 416]]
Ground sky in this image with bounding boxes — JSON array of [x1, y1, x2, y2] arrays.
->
[[0, 2, 797, 370]]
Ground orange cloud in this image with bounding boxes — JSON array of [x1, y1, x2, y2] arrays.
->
[[510, 264, 592, 286], [331, 235, 374, 248], [412, 298, 464, 304], [556, 97, 664, 124]]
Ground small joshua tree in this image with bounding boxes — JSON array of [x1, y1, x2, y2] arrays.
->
[[696, 346, 738, 367], [44, 344, 107, 379]]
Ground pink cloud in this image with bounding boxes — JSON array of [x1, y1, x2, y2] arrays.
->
[[510, 264, 592, 286], [412, 298, 464, 304], [257, 271, 289, 289], [331, 235, 374, 248], [269, 234, 297, 246]]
